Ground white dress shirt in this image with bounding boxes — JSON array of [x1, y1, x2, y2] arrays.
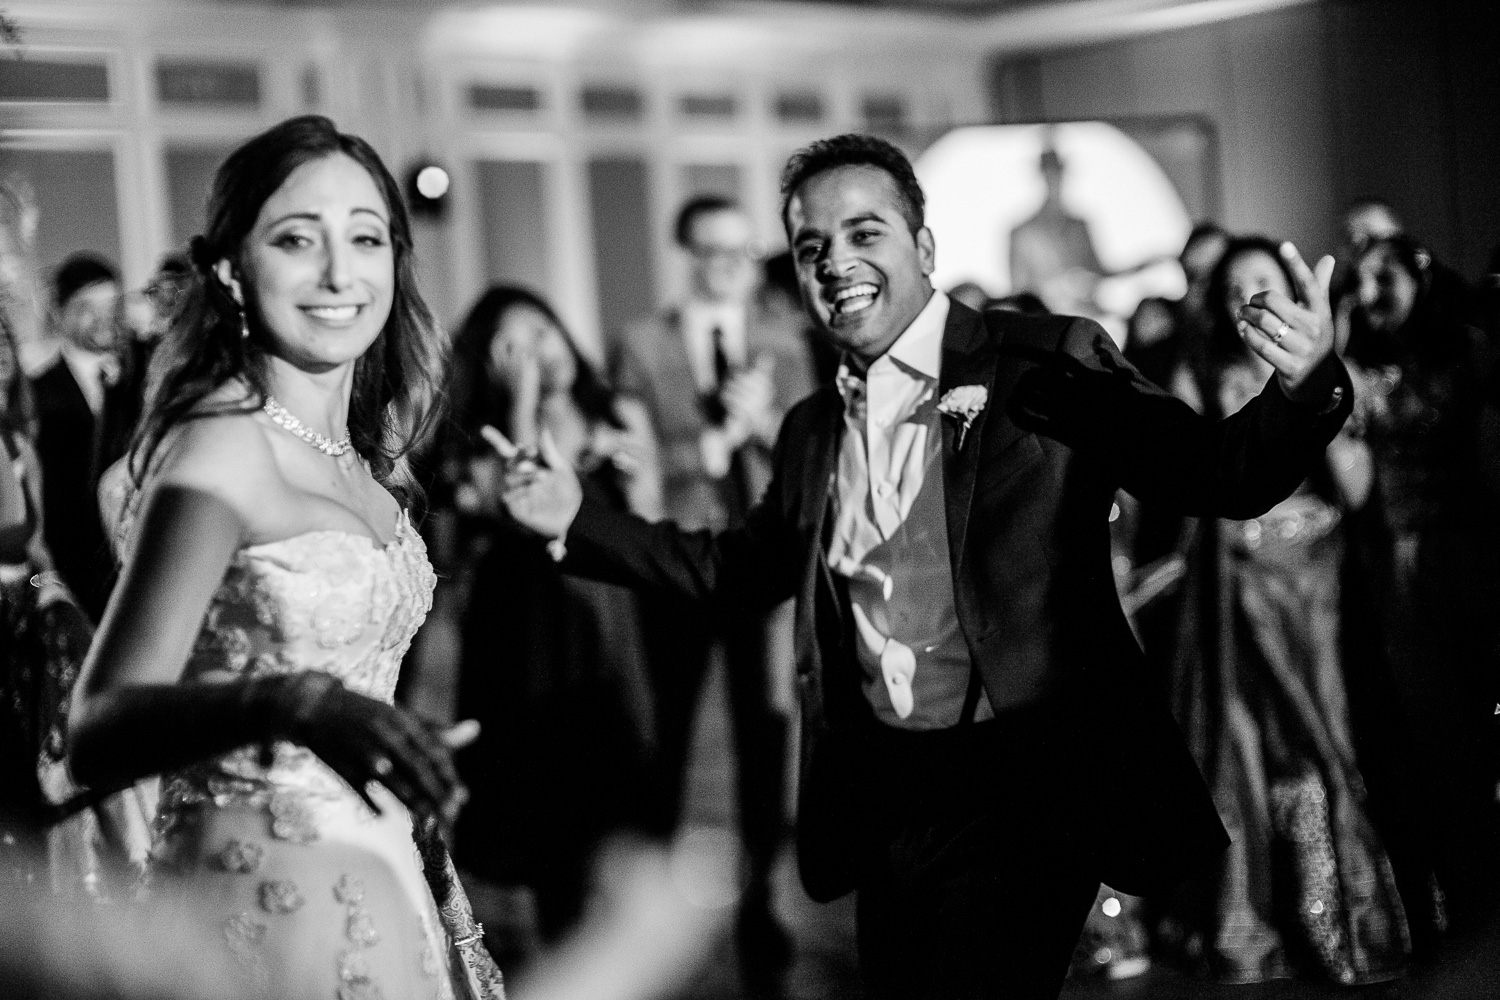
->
[[828, 292, 947, 554], [827, 291, 990, 728], [60, 343, 118, 418]]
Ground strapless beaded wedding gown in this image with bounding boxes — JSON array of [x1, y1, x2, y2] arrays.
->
[[142, 511, 503, 1000]]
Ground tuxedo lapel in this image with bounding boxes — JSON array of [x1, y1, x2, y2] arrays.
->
[[939, 304, 1000, 575], [802, 385, 844, 551], [790, 385, 848, 738]]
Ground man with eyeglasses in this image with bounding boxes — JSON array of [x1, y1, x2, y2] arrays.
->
[[610, 194, 816, 991]]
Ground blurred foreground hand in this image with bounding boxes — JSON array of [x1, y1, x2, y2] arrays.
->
[[512, 828, 740, 1000]]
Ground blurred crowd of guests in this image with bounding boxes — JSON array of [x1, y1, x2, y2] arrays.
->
[[0, 176, 181, 899], [3, 135, 1499, 1000], [417, 195, 817, 992], [1059, 201, 1500, 986]]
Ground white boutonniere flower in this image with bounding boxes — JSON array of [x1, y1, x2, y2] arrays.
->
[[936, 385, 989, 451]]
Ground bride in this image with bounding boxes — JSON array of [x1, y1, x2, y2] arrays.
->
[[68, 116, 502, 999]]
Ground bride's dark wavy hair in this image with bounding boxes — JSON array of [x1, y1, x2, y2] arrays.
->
[[129, 115, 445, 505]]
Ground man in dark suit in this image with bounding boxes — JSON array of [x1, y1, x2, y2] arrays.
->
[[30, 254, 136, 621], [490, 135, 1352, 998], [611, 196, 816, 988]]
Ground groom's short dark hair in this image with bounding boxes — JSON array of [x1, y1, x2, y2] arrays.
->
[[780, 134, 925, 236]]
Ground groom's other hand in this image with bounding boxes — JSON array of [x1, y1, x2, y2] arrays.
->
[[1237, 242, 1341, 406], [481, 425, 583, 541]]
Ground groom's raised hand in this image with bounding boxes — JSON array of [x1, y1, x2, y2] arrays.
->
[[1237, 242, 1341, 406], [480, 425, 582, 541]]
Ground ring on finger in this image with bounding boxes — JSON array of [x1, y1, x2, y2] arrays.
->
[[1272, 323, 1291, 347], [371, 754, 394, 777]]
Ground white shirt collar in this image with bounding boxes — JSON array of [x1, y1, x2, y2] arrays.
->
[[683, 298, 743, 326], [60, 342, 117, 386], [881, 289, 948, 381], [837, 289, 948, 389]]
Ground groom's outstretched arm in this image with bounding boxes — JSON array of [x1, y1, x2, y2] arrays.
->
[[487, 411, 807, 615], [563, 479, 801, 613], [1011, 242, 1353, 519], [1011, 320, 1352, 520]]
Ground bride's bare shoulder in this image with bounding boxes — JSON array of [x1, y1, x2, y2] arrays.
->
[[148, 388, 281, 505]]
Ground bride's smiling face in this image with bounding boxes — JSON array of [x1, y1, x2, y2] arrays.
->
[[238, 152, 395, 372]]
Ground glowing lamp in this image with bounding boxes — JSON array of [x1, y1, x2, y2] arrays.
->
[[405, 162, 450, 219]]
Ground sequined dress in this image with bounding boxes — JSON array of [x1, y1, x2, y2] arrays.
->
[[145, 512, 503, 1000], [1154, 365, 1410, 984]]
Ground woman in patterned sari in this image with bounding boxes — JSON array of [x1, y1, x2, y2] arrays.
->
[[1155, 236, 1409, 984]]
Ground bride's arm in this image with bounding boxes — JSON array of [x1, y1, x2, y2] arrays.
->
[[68, 417, 466, 824]]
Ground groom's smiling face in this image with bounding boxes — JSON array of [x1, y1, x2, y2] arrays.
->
[[786, 164, 935, 367]]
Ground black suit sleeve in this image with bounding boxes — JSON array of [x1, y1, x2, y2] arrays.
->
[[1011, 316, 1354, 520], [561, 400, 812, 614]]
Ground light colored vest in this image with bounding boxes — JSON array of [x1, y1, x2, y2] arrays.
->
[[844, 428, 992, 729]]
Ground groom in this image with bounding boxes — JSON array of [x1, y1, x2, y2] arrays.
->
[[492, 134, 1352, 998]]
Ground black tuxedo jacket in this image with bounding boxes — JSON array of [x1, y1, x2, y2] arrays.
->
[[565, 302, 1354, 902], [31, 353, 141, 621]]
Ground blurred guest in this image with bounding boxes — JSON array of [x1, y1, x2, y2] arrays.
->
[[1008, 141, 1108, 319], [109, 254, 190, 482], [945, 280, 988, 313], [988, 291, 1049, 315], [1332, 199, 1405, 345], [0, 311, 141, 900], [1163, 223, 1232, 408], [1123, 295, 1178, 391], [0, 308, 51, 882], [1155, 236, 1408, 984], [0, 176, 47, 360], [610, 194, 816, 991], [440, 285, 662, 949], [1341, 198, 1403, 258], [66, 115, 501, 999], [1179, 223, 1230, 326], [0, 184, 150, 900], [29, 254, 137, 621], [118, 253, 190, 350], [1341, 233, 1500, 940], [116, 252, 191, 385], [95, 254, 196, 539]]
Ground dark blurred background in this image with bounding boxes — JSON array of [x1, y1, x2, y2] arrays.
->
[[3, 0, 1496, 361]]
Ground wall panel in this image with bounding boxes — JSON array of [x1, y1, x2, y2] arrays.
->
[[475, 159, 551, 295]]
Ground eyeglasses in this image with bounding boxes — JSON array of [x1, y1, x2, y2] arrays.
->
[[142, 272, 191, 311]]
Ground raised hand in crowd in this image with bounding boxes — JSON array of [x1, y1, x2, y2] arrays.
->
[[1236, 242, 1340, 403]]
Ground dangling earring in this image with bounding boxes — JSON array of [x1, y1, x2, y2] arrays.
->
[[239, 306, 250, 341]]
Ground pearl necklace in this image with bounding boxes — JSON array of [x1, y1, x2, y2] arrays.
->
[[262, 395, 353, 457]]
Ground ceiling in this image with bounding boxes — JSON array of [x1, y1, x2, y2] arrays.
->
[[707, 0, 1041, 12], [85, 0, 1316, 51]]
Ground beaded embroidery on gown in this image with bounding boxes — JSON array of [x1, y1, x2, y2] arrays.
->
[[137, 509, 503, 1000]]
